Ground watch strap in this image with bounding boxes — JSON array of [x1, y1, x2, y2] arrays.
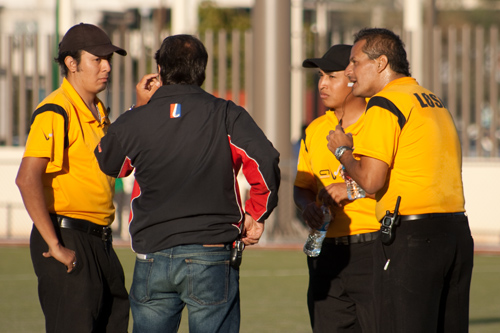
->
[[335, 146, 353, 161]]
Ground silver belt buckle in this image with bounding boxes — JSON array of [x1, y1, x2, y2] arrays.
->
[[136, 253, 147, 260]]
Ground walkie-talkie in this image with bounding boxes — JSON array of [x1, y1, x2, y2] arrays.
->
[[380, 196, 401, 245]]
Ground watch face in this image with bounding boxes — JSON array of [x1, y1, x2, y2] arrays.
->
[[335, 147, 345, 160]]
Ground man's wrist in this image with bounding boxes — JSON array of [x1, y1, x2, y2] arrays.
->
[[245, 211, 264, 223], [244, 211, 255, 220], [334, 146, 353, 161]]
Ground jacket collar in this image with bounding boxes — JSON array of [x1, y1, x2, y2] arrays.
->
[[150, 84, 205, 101]]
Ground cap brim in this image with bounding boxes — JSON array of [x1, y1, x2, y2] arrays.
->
[[85, 44, 127, 57], [302, 58, 321, 68], [302, 58, 346, 72]]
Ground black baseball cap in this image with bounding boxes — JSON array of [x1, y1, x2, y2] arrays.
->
[[59, 23, 127, 57], [302, 44, 352, 72]]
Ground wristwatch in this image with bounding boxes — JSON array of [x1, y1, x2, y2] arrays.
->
[[334, 146, 353, 161]]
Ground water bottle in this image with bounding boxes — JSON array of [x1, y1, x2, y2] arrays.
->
[[342, 165, 366, 200], [303, 205, 331, 257]]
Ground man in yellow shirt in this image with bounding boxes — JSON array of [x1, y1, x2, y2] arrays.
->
[[294, 44, 380, 332], [16, 23, 129, 332], [328, 28, 473, 333]]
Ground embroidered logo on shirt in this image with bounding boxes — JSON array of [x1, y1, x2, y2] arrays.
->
[[43, 132, 53, 140], [319, 165, 342, 180], [319, 169, 331, 179], [170, 104, 181, 118]]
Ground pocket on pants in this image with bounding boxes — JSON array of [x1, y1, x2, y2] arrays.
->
[[186, 257, 230, 305], [130, 257, 155, 303], [407, 232, 448, 272]]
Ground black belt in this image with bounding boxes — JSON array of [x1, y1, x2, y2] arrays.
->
[[399, 212, 466, 222], [325, 231, 380, 246], [54, 215, 112, 241]]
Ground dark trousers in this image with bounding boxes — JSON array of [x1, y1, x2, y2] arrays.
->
[[373, 214, 474, 333], [30, 217, 130, 333], [307, 239, 376, 333]]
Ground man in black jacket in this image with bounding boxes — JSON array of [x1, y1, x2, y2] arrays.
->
[[95, 34, 280, 332]]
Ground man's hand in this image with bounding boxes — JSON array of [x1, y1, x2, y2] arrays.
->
[[327, 124, 354, 155], [44, 243, 77, 273], [135, 73, 161, 107], [241, 213, 265, 246], [301, 202, 326, 229], [319, 183, 349, 207]]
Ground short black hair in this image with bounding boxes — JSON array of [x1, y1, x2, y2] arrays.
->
[[155, 35, 208, 86], [354, 28, 411, 77], [55, 50, 82, 77]]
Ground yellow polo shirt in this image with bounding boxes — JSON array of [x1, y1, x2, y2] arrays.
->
[[354, 77, 465, 220], [23, 78, 115, 225], [295, 111, 379, 238]]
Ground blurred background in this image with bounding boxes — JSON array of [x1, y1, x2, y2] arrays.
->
[[1, 0, 500, 248]]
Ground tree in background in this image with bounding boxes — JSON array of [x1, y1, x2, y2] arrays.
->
[[198, 1, 251, 96]]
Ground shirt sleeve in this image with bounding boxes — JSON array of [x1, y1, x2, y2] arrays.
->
[[24, 109, 67, 173], [293, 138, 317, 192], [95, 128, 134, 178], [354, 103, 401, 167], [226, 103, 280, 222]]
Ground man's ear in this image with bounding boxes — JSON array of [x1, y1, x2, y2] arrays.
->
[[64, 56, 77, 73], [376, 55, 389, 73], [157, 65, 163, 85]]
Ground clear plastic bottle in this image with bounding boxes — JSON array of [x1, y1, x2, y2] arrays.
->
[[303, 205, 331, 257], [342, 165, 366, 200]]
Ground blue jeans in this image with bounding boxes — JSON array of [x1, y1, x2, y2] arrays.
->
[[129, 244, 240, 333]]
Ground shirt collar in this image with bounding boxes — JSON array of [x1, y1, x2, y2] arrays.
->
[[61, 78, 107, 125], [149, 84, 205, 101], [384, 76, 417, 90]]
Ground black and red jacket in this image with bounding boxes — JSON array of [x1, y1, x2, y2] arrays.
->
[[95, 84, 280, 254]]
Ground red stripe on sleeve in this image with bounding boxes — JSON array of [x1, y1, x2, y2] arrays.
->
[[228, 136, 271, 221], [128, 180, 141, 224], [118, 157, 134, 178]]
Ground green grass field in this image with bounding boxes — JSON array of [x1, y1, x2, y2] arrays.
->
[[0, 246, 499, 332]]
